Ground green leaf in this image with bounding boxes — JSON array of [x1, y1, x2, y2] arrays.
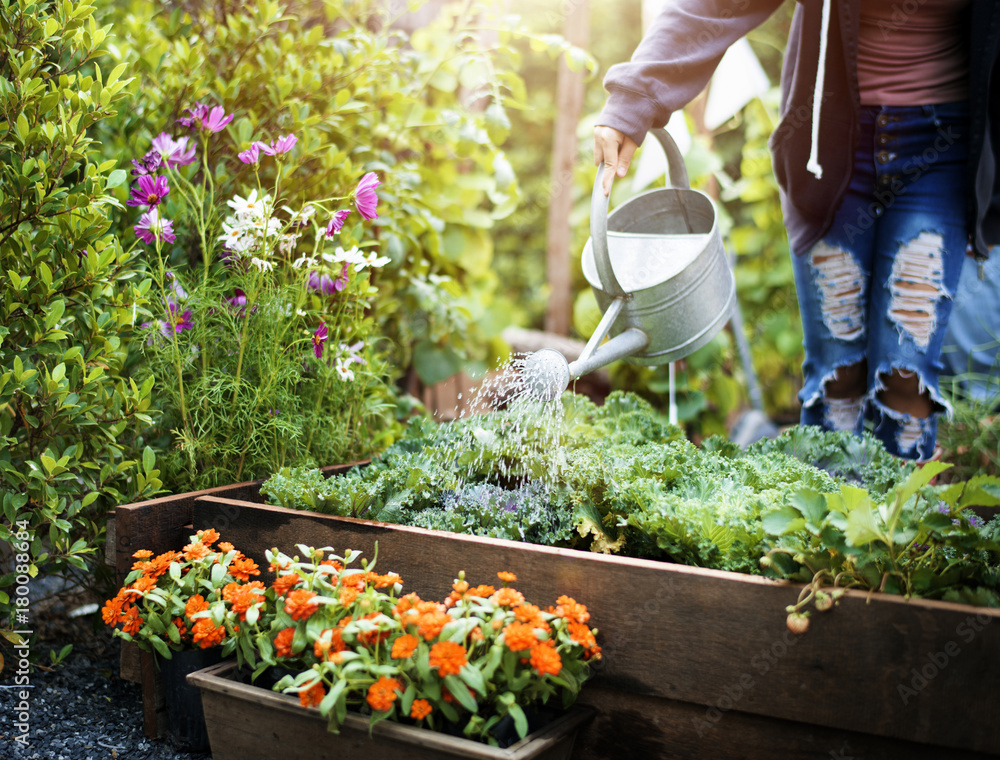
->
[[845, 499, 885, 546], [142, 446, 155, 473], [761, 505, 804, 536], [443, 675, 477, 712], [791, 489, 828, 530], [106, 169, 127, 188], [506, 702, 529, 739]]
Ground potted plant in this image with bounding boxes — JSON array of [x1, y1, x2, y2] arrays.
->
[[103, 528, 268, 750], [188, 543, 598, 759]]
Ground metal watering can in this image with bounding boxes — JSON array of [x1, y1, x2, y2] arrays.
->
[[523, 128, 736, 401]]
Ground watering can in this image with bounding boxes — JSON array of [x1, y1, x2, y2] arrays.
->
[[523, 128, 736, 401]]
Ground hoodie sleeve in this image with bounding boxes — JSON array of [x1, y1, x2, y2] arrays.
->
[[598, 0, 785, 145]]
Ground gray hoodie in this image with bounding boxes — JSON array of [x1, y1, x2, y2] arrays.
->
[[598, 0, 1000, 259]]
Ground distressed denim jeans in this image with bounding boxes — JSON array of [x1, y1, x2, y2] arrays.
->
[[791, 102, 969, 460]]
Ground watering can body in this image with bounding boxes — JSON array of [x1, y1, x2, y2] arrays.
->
[[522, 128, 736, 401], [581, 128, 736, 366]]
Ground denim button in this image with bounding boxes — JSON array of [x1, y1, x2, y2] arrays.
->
[[878, 174, 892, 188], [877, 150, 891, 164], [877, 134, 891, 145], [877, 113, 890, 127]]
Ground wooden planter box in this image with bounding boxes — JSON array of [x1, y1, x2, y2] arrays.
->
[[192, 494, 1000, 760], [188, 660, 594, 760], [109, 461, 366, 739]]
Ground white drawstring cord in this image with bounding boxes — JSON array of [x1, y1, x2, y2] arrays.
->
[[807, 0, 832, 180]]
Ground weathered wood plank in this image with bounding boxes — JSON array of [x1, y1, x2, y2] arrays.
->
[[192, 495, 1000, 756]]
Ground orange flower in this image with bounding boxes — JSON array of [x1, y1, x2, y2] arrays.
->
[[568, 621, 597, 651], [468, 584, 495, 598], [366, 676, 401, 712], [229, 555, 260, 582], [502, 622, 538, 652], [550, 595, 589, 624], [173, 617, 188, 640], [338, 586, 359, 607], [468, 626, 484, 642], [391, 634, 419, 659], [285, 589, 320, 621], [183, 541, 210, 561], [415, 607, 451, 641], [269, 557, 290, 573], [428, 641, 467, 677], [513, 603, 548, 629], [452, 579, 469, 594], [393, 592, 423, 618], [529, 642, 562, 676], [356, 612, 391, 647], [192, 618, 226, 649], [410, 699, 432, 721], [196, 528, 220, 546], [299, 681, 326, 708], [218, 542, 235, 553], [320, 558, 344, 572], [497, 571, 517, 584], [184, 594, 209, 619], [129, 575, 157, 595], [102, 590, 127, 625], [274, 627, 296, 658], [314, 628, 347, 659], [491, 587, 525, 607], [272, 572, 301, 597], [374, 572, 402, 589], [142, 550, 180, 580], [132, 549, 153, 560], [121, 606, 143, 636], [223, 581, 265, 620]]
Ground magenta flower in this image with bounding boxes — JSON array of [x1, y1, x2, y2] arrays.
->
[[177, 102, 210, 130], [165, 270, 188, 300], [238, 143, 260, 165], [203, 106, 234, 134], [255, 133, 297, 157], [312, 322, 329, 358], [131, 150, 162, 176], [166, 301, 194, 334], [127, 174, 170, 207], [325, 210, 351, 237], [226, 288, 248, 309], [151, 133, 197, 168], [134, 208, 176, 245], [353, 172, 380, 220]]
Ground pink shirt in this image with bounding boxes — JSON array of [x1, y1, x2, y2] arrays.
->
[[857, 0, 971, 106]]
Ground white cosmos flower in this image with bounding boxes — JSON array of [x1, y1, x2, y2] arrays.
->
[[250, 257, 275, 272], [354, 251, 391, 270], [328, 245, 364, 265], [292, 254, 318, 270], [335, 359, 355, 382], [227, 190, 273, 220]]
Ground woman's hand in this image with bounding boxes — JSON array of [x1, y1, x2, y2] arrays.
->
[[593, 126, 638, 197]]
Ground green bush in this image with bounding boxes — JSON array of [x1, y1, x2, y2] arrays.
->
[[0, 0, 161, 639]]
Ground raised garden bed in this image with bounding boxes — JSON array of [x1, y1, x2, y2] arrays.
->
[[192, 494, 1000, 759]]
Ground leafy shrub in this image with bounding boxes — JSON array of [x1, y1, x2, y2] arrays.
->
[[0, 0, 161, 635]]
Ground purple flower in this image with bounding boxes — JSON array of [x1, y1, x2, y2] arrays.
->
[[238, 143, 260, 165], [353, 172, 380, 220], [335, 261, 349, 291], [165, 271, 187, 300], [255, 133, 297, 157], [127, 174, 170, 207], [177, 102, 210, 130], [151, 133, 197, 168], [312, 322, 329, 358], [202, 106, 234, 134], [325, 210, 351, 237], [307, 270, 336, 295], [226, 288, 248, 310], [166, 302, 194, 334], [134, 208, 176, 245], [131, 150, 162, 176]]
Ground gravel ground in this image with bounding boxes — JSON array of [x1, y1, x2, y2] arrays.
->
[[1, 581, 212, 760]]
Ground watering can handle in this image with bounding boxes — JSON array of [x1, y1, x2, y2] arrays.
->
[[591, 128, 690, 299]]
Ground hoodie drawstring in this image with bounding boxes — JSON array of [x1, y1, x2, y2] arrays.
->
[[807, 0, 832, 180]]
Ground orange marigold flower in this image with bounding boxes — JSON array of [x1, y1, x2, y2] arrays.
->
[[320, 558, 344, 572], [299, 681, 326, 708], [184, 594, 209, 619], [285, 589, 320, 621], [428, 641, 467, 677], [183, 541, 210, 561], [551, 595, 590, 624], [192, 618, 226, 649], [356, 612, 391, 647], [415, 608, 451, 641], [102, 591, 127, 625], [468, 584, 495, 599], [410, 699, 432, 721], [393, 592, 423, 618], [196, 528, 220, 546], [143, 550, 180, 580], [568, 621, 598, 651], [132, 549, 154, 560], [313, 627, 347, 659], [224, 581, 265, 620], [529, 642, 562, 676], [229, 555, 260, 582], [121, 606, 143, 636], [491, 588, 525, 607], [274, 627, 296, 658], [513, 603, 546, 627], [173, 617, 188, 640], [391, 634, 419, 660], [218, 542, 235, 553], [338, 586, 359, 607], [130, 575, 157, 594], [366, 676, 400, 712], [452, 579, 469, 594], [502, 622, 538, 652], [469, 626, 484, 642], [374, 572, 402, 589], [497, 571, 517, 583], [271, 572, 301, 597], [268, 557, 290, 573]]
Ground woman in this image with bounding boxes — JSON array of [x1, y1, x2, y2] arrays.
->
[[594, 0, 1000, 460]]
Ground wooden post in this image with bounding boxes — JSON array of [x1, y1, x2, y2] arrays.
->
[[544, 0, 590, 336]]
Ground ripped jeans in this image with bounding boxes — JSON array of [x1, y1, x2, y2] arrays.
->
[[791, 102, 969, 460]]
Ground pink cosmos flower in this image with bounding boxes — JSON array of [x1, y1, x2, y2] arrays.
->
[[127, 174, 170, 207], [238, 143, 260, 165], [131, 150, 162, 176], [177, 102, 210, 130], [353, 172, 380, 220], [151, 133, 197, 167], [307, 270, 335, 295], [312, 323, 329, 358], [325, 210, 351, 237], [134, 208, 176, 245], [166, 301, 194, 334], [255, 133, 297, 157], [202, 106, 235, 134]]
